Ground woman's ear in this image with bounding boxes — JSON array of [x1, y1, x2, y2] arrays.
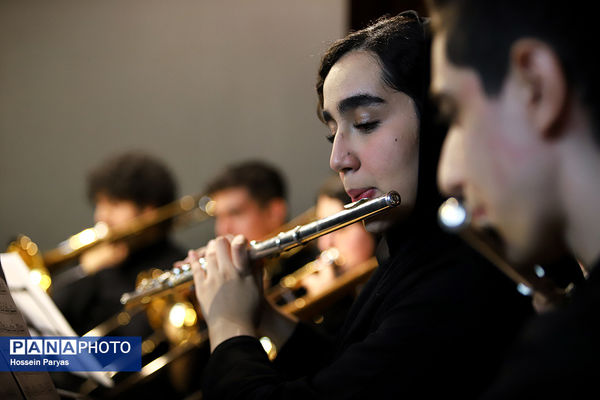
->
[[510, 38, 568, 139]]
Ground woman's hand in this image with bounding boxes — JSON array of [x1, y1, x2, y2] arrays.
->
[[173, 246, 205, 269], [191, 235, 262, 351]]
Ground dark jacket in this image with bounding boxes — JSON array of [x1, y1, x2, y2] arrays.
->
[[480, 259, 600, 399], [52, 238, 186, 337], [201, 226, 534, 399]]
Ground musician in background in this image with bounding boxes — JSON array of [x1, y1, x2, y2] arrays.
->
[[299, 174, 376, 333], [203, 160, 318, 287], [189, 11, 534, 399], [167, 160, 320, 396], [304, 174, 376, 292], [428, 0, 600, 397], [52, 151, 186, 337]]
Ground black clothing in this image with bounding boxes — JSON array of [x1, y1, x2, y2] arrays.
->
[[480, 259, 600, 399], [201, 227, 534, 399], [52, 238, 185, 337], [51, 238, 189, 398]]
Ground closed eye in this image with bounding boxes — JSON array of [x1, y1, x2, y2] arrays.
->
[[354, 121, 380, 132]]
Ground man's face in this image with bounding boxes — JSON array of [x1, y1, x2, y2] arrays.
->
[[211, 187, 281, 241], [315, 195, 375, 271], [94, 193, 145, 229], [431, 30, 563, 265]]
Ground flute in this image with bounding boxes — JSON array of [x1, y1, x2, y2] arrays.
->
[[438, 197, 571, 304], [120, 190, 401, 306]]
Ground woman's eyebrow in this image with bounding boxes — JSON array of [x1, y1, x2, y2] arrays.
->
[[338, 94, 385, 114], [321, 110, 333, 124]]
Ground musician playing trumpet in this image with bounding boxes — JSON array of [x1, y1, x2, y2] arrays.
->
[[302, 174, 376, 294], [187, 11, 534, 399], [290, 174, 376, 334], [52, 151, 186, 337]]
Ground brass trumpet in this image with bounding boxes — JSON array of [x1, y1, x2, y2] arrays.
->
[[6, 193, 212, 292], [438, 197, 572, 304], [43, 193, 212, 268], [266, 247, 342, 303], [120, 191, 401, 306]]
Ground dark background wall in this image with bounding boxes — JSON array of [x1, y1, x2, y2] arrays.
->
[[0, 0, 425, 260]]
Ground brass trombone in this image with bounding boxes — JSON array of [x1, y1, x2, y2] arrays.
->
[[43, 193, 212, 269], [6, 193, 212, 292]]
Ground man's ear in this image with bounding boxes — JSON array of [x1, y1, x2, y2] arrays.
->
[[510, 38, 567, 139]]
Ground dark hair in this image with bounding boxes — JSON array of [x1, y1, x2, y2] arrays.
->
[[317, 10, 447, 228], [426, 0, 600, 143], [87, 151, 177, 208], [317, 10, 430, 121], [204, 160, 287, 207], [317, 174, 351, 205]]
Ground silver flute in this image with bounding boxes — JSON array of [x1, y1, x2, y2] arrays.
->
[[438, 197, 571, 303], [120, 190, 401, 306]]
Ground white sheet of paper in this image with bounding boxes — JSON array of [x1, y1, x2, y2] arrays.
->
[[1, 252, 114, 388]]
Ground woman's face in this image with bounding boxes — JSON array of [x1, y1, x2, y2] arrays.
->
[[322, 50, 420, 233]]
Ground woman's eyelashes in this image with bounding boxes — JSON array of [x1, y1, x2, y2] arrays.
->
[[354, 120, 380, 132], [325, 123, 337, 143], [325, 120, 380, 143]]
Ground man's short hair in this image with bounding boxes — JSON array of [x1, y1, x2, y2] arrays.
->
[[87, 151, 177, 208], [204, 160, 287, 207], [427, 0, 600, 142]]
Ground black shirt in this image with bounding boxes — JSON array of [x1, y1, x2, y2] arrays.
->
[[201, 226, 534, 399], [52, 238, 186, 337], [481, 258, 600, 399]]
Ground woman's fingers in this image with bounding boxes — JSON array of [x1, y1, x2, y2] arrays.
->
[[202, 239, 218, 279], [231, 235, 250, 276], [190, 257, 206, 281]]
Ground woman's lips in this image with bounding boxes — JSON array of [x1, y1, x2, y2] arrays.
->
[[347, 188, 377, 202]]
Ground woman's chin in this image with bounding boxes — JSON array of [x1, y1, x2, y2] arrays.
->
[[364, 215, 396, 234], [363, 206, 410, 234], [364, 219, 391, 234]]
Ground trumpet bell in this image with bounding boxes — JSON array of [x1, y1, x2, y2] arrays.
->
[[6, 235, 52, 292]]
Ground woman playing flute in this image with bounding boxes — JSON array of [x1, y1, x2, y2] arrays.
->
[[189, 11, 533, 399]]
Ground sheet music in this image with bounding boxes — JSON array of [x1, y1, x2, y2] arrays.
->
[[0, 253, 114, 388]]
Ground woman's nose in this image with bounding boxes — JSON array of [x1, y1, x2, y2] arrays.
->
[[329, 131, 360, 174]]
